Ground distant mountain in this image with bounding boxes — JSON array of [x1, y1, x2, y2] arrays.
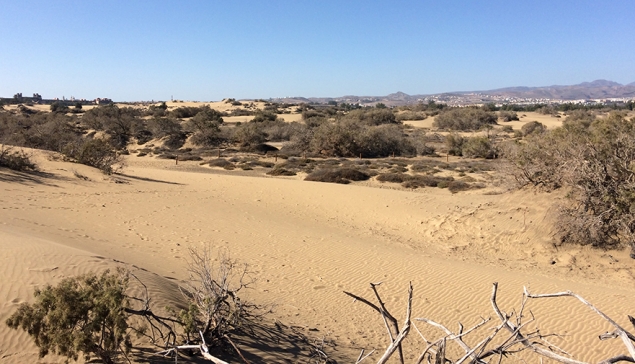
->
[[269, 80, 635, 106], [480, 79, 635, 100]]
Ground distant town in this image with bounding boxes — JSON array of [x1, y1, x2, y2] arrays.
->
[[0, 93, 113, 106], [2, 79, 635, 108]]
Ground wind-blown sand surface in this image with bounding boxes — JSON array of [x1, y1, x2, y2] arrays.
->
[[2, 151, 635, 363]]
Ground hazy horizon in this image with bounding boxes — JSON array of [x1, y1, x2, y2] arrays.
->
[[1, 0, 634, 101]]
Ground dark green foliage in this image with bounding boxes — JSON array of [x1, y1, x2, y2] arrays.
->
[[434, 108, 497, 131], [305, 168, 370, 184], [6, 270, 131, 364]]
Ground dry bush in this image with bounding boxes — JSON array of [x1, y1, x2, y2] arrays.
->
[[503, 113, 635, 255], [395, 111, 428, 122], [376, 172, 409, 183], [63, 138, 122, 174], [305, 168, 370, 184], [462, 136, 497, 159], [178, 246, 258, 350], [447, 180, 484, 193], [434, 108, 497, 131], [267, 167, 297, 176], [208, 158, 235, 170], [309, 120, 414, 158], [402, 175, 453, 189], [343, 108, 399, 126], [0, 146, 37, 171], [498, 110, 519, 122], [444, 133, 465, 156], [521, 121, 546, 136]]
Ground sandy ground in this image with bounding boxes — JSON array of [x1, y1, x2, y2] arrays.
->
[[2, 151, 635, 363]]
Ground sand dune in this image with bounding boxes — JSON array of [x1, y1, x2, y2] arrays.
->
[[1, 152, 634, 362]]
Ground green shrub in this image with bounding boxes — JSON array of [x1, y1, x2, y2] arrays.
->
[[6, 270, 131, 363], [501, 125, 514, 132]]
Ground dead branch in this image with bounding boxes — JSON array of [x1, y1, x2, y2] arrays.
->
[[345, 282, 413, 364], [490, 282, 586, 364], [524, 286, 635, 363]]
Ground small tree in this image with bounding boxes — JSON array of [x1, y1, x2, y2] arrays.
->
[[6, 270, 131, 364]]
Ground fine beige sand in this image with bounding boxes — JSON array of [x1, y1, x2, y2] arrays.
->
[[2, 150, 635, 363]]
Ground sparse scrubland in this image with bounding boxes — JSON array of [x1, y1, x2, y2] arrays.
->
[[3, 99, 635, 363]]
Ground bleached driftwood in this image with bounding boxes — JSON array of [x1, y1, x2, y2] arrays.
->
[[347, 282, 635, 364]]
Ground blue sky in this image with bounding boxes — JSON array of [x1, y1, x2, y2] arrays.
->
[[1, 0, 634, 101]]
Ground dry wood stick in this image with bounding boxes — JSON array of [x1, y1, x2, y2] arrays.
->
[[491, 282, 586, 364]]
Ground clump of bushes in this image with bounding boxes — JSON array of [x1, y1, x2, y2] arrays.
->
[[376, 172, 410, 183], [344, 108, 398, 126], [434, 108, 497, 131], [503, 112, 635, 255], [305, 168, 370, 184], [498, 111, 519, 122], [462, 136, 497, 159], [63, 139, 122, 174]]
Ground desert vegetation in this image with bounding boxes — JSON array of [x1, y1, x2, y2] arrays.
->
[[6, 246, 260, 364], [503, 111, 635, 255]]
